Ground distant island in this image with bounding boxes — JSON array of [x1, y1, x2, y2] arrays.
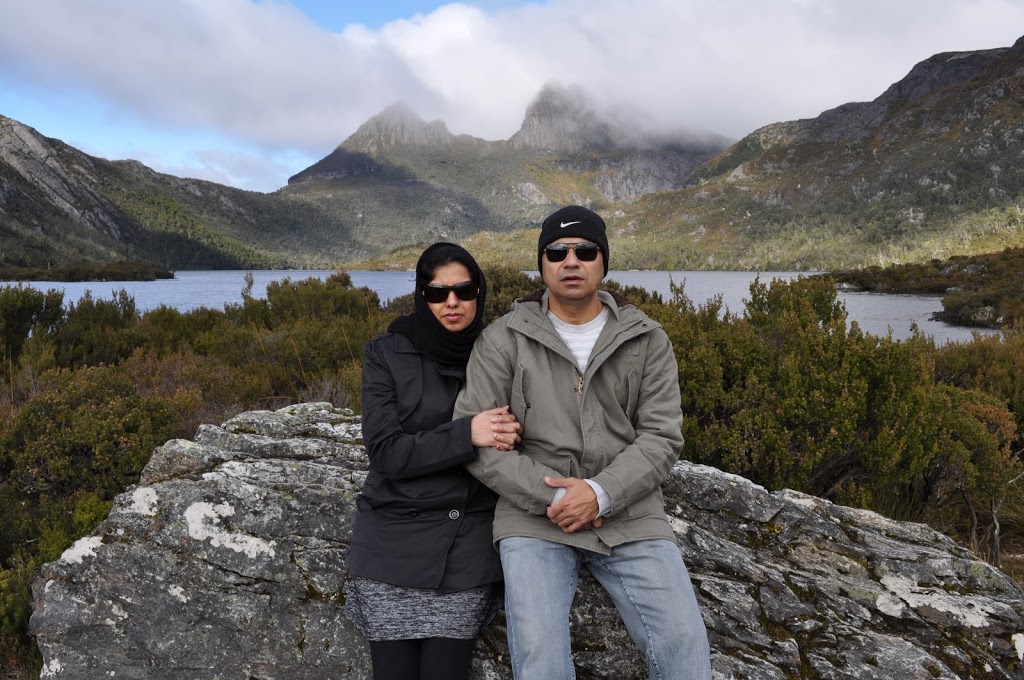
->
[[0, 261, 174, 283], [824, 246, 1024, 329]]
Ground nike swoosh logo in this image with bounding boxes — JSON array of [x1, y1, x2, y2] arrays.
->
[[560, 221, 581, 228]]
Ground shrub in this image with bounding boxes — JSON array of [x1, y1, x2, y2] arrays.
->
[[0, 286, 63, 377], [52, 290, 142, 368], [662, 275, 1022, 533]]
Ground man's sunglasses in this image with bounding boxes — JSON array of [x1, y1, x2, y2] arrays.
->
[[422, 281, 480, 304], [544, 242, 601, 263]]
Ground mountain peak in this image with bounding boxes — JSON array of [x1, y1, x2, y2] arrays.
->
[[508, 82, 617, 152], [806, 35, 1024, 143], [342, 101, 453, 155]]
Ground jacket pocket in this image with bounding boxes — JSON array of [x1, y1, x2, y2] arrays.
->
[[510, 364, 530, 424], [625, 369, 640, 423], [614, 368, 641, 421], [393, 360, 423, 422], [624, 489, 663, 519]]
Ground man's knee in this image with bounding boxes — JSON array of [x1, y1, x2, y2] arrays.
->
[[499, 538, 578, 642]]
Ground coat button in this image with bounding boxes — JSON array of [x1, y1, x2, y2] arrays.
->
[[448, 509, 460, 520]]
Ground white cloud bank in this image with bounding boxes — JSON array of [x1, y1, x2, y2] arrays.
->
[[1, 0, 1022, 190]]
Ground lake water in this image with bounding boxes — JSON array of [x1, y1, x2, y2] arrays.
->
[[0, 270, 995, 345]]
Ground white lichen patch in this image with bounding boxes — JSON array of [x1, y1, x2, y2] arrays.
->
[[168, 585, 189, 603], [668, 516, 692, 535], [59, 536, 103, 564], [324, 421, 362, 441], [875, 590, 908, 617], [880, 574, 996, 627], [129, 487, 158, 516], [777, 489, 833, 511], [202, 462, 264, 485], [40, 657, 63, 677], [184, 501, 275, 558], [675, 461, 767, 491], [1013, 632, 1024, 660]]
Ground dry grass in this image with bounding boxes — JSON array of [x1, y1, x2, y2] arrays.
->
[[1001, 553, 1024, 586], [0, 633, 39, 679]]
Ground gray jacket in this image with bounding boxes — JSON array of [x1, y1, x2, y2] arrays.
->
[[453, 290, 684, 554]]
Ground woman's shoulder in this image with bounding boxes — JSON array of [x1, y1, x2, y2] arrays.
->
[[366, 331, 417, 356], [363, 333, 426, 392]]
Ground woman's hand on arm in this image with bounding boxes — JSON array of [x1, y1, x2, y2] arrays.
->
[[471, 406, 522, 451]]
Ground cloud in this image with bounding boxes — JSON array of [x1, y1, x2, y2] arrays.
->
[[1, 0, 1022, 190], [0, 0, 425, 150], [140, 147, 315, 192]]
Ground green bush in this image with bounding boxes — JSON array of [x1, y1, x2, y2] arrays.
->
[[663, 275, 1021, 529], [0, 273, 389, 672], [1, 269, 1023, 675], [52, 290, 142, 368], [0, 286, 64, 376]]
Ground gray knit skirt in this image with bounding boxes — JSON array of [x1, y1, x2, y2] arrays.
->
[[343, 577, 501, 641]]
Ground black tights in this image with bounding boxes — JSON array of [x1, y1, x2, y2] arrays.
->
[[369, 637, 476, 680]]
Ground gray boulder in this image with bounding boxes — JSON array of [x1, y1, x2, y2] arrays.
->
[[30, 403, 1024, 679]]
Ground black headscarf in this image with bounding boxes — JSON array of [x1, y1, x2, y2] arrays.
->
[[388, 242, 487, 366]]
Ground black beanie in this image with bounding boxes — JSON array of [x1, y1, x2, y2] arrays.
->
[[537, 205, 609, 275]]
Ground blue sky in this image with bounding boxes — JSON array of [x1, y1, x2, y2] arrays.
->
[[2, 0, 1023, 192], [293, 0, 521, 29]]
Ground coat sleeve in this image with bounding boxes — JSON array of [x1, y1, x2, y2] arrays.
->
[[591, 329, 684, 516], [361, 338, 476, 480], [454, 329, 560, 516]]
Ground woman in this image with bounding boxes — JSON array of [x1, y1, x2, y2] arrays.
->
[[345, 242, 520, 680]]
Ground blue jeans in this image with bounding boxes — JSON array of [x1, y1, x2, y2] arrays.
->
[[499, 537, 712, 680]]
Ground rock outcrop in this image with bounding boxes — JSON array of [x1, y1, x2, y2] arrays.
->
[[31, 403, 1024, 679], [508, 83, 619, 152], [0, 114, 128, 240], [341, 101, 458, 154], [808, 36, 1024, 144]]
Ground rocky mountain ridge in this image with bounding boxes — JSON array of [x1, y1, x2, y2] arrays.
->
[[1, 115, 131, 263], [809, 43, 1020, 144], [281, 82, 726, 253], [3, 35, 1024, 271], [0, 115, 365, 269], [653, 34, 1024, 269], [344, 101, 459, 153], [508, 82, 624, 151], [30, 403, 1024, 679]]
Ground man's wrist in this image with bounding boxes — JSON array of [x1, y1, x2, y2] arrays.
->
[[548, 479, 611, 518], [584, 479, 611, 517]]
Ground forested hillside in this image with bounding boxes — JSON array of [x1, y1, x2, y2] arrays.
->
[[323, 35, 1024, 271], [5, 35, 1024, 274], [601, 35, 1024, 270], [0, 115, 366, 270]]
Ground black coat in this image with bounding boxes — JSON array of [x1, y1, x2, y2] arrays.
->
[[346, 332, 502, 593]]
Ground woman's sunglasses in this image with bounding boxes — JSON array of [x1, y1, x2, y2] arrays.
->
[[544, 242, 601, 263], [422, 281, 480, 304]]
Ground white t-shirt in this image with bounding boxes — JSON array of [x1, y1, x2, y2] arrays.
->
[[547, 305, 609, 372], [546, 305, 612, 517]]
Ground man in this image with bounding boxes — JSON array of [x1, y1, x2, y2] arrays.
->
[[453, 205, 712, 679]]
